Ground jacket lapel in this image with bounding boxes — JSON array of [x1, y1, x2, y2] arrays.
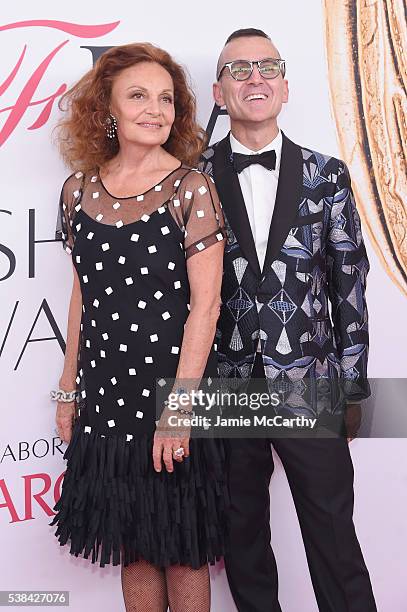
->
[[213, 134, 261, 278], [261, 132, 304, 274]]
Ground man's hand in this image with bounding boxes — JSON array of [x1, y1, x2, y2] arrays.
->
[[345, 402, 362, 443]]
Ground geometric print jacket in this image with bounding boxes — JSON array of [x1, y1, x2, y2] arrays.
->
[[199, 131, 370, 413]]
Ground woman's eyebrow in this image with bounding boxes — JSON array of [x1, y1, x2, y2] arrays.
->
[[126, 85, 174, 93]]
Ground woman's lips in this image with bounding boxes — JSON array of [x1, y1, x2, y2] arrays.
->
[[137, 123, 162, 128]]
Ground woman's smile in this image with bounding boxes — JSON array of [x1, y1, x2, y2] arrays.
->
[[137, 122, 163, 128]]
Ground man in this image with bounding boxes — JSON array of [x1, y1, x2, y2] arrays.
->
[[199, 28, 377, 612]]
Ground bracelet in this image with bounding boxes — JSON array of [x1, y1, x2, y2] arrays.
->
[[175, 406, 195, 417], [163, 399, 195, 417], [50, 389, 78, 402]]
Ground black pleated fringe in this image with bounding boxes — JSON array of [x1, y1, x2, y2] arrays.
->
[[49, 420, 229, 569]]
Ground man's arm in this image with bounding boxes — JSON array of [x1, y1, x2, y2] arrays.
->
[[326, 159, 370, 401]]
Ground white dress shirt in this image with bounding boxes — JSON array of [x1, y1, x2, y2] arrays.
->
[[230, 130, 283, 352], [230, 129, 282, 272]]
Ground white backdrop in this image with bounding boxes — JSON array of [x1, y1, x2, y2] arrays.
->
[[1, 2, 406, 611]]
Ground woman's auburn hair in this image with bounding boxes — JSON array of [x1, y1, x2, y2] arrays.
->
[[55, 42, 207, 171]]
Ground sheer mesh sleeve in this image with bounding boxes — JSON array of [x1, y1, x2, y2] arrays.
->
[[55, 171, 85, 255], [170, 170, 226, 259]]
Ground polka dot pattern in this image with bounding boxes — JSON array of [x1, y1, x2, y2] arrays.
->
[[55, 165, 225, 438]]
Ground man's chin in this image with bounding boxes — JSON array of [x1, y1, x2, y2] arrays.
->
[[234, 113, 277, 126]]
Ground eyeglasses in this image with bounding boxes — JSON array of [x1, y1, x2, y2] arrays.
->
[[217, 58, 286, 81]]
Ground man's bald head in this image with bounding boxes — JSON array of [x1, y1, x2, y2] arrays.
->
[[216, 28, 281, 79]]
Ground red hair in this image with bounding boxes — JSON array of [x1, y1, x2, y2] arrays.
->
[[55, 42, 206, 171]]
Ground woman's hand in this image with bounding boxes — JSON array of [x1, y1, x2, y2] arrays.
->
[[153, 406, 191, 473], [56, 401, 75, 444]]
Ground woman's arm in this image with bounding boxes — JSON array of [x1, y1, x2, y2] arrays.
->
[[174, 242, 223, 385], [153, 239, 224, 473], [56, 262, 82, 443]]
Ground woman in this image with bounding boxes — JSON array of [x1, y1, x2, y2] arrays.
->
[[49, 42, 227, 612]]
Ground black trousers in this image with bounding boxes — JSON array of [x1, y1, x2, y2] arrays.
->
[[224, 353, 377, 612]]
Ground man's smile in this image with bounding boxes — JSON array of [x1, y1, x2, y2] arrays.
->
[[244, 93, 269, 102]]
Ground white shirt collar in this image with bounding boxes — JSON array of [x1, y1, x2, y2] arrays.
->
[[229, 129, 283, 171]]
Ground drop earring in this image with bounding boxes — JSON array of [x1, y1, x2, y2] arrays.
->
[[105, 113, 118, 139]]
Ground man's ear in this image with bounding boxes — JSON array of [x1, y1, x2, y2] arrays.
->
[[213, 81, 225, 107], [282, 79, 289, 103]]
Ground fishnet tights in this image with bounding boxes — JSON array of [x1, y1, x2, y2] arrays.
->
[[121, 559, 167, 612], [166, 563, 210, 612], [121, 559, 210, 612]]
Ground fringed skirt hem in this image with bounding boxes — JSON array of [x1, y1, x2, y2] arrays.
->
[[49, 420, 229, 569]]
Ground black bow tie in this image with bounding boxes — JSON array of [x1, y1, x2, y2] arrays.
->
[[232, 150, 277, 174]]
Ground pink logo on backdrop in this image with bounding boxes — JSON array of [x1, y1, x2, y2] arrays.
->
[[0, 19, 120, 146]]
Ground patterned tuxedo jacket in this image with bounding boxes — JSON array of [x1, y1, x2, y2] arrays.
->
[[199, 131, 370, 415]]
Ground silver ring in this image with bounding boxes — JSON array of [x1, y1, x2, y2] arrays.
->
[[173, 447, 184, 458]]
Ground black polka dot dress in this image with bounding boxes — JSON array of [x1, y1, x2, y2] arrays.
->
[[49, 165, 228, 569]]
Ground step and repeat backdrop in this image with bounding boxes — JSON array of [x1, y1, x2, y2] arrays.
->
[[1, 2, 406, 611]]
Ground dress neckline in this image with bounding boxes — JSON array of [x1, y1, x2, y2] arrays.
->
[[75, 203, 184, 233], [96, 162, 185, 201]]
